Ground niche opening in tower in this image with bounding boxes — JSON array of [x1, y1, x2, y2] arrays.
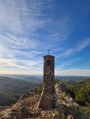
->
[[47, 60, 51, 65]]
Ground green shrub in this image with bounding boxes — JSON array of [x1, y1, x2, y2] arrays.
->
[[80, 106, 90, 119], [32, 84, 43, 94], [55, 79, 60, 84], [36, 85, 43, 94], [0, 113, 3, 117], [57, 95, 64, 100], [75, 79, 90, 105]]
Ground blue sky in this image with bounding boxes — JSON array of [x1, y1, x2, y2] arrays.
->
[[0, 0, 90, 76]]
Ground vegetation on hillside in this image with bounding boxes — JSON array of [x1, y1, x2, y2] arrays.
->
[[30, 84, 43, 94], [66, 78, 90, 119], [66, 79, 90, 105], [0, 76, 40, 106]]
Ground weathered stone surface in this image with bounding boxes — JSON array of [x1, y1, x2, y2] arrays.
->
[[55, 81, 79, 107]]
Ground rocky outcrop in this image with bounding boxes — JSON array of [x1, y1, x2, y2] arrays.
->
[[0, 107, 11, 113], [55, 81, 78, 107], [0, 81, 88, 119]]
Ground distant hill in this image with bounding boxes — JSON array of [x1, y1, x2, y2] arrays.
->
[[20, 77, 43, 84], [0, 75, 89, 106], [1, 74, 89, 83], [0, 75, 43, 84], [55, 76, 90, 82], [0, 76, 41, 106]]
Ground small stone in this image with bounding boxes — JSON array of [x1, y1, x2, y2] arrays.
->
[[52, 114, 60, 119], [67, 115, 73, 119]]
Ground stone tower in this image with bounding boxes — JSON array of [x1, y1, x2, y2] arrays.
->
[[38, 55, 55, 109]]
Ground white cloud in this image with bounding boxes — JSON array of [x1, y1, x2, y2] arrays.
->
[[56, 38, 90, 59], [56, 49, 73, 59], [0, 57, 43, 74], [0, 37, 43, 74], [56, 58, 82, 70], [0, 0, 51, 34], [76, 38, 90, 52], [0, 33, 39, 50]]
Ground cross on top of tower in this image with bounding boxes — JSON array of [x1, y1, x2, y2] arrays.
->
[[47, 49, 50, 55]]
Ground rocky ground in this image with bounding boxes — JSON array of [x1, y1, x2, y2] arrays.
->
[[0, 81, 88, 119], [0, 107, 11, 113]]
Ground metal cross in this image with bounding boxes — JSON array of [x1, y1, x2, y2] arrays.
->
[[48, 49, 50, 55]]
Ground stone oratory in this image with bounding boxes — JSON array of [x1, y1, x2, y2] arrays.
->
[[38, 53, 56, 109]]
